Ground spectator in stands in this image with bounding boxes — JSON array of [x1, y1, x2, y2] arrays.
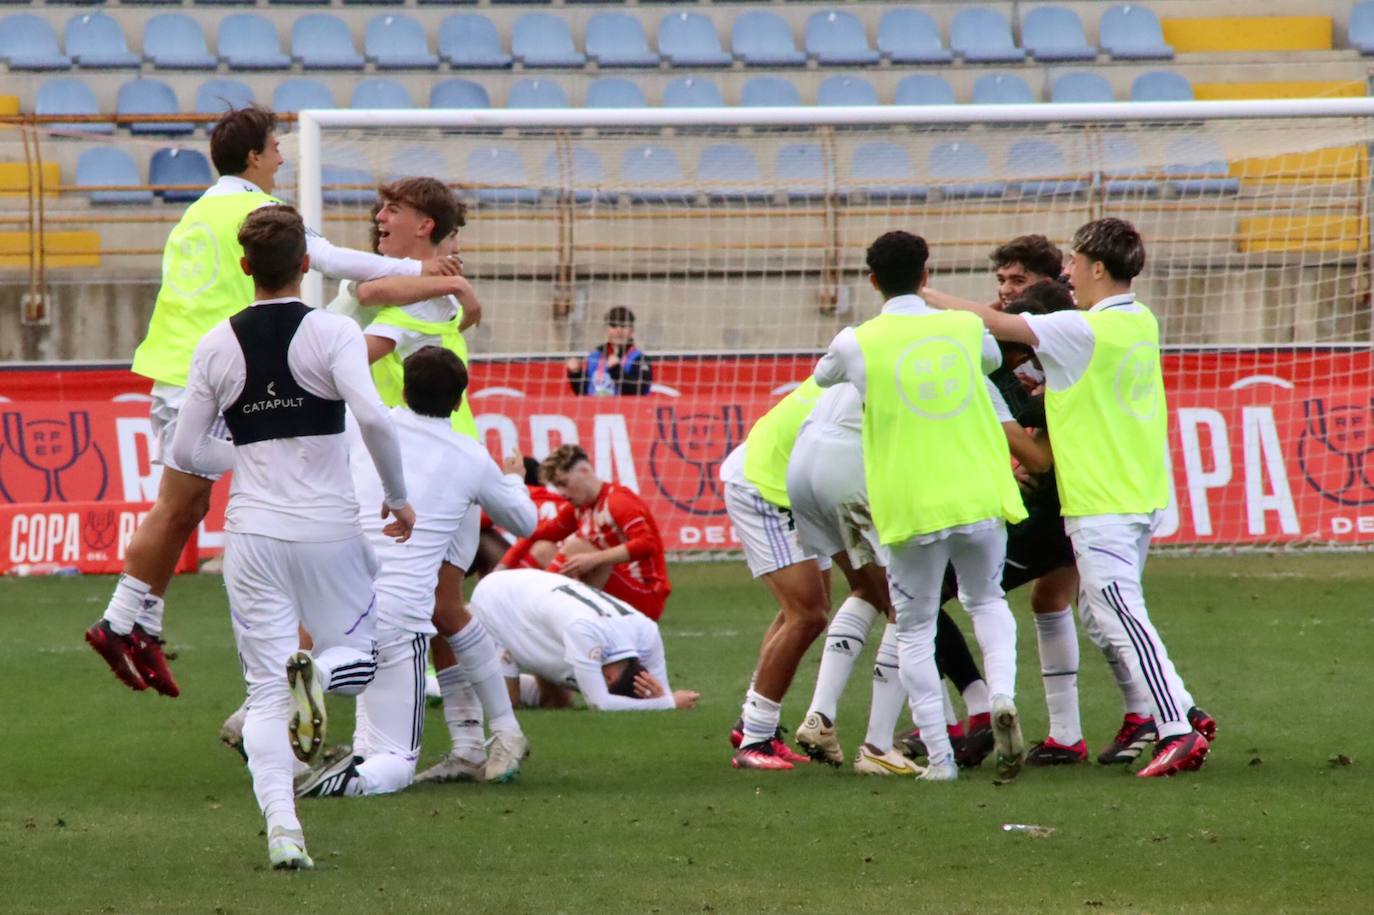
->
[[565, 306, 653, 396]]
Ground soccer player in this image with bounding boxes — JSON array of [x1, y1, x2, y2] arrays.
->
[[84, 106, 453, 696], [815, 230, 1029, 783], [939, 218, 1215, 778], [293, 347, 537, 798], [170, 205, 414, 869]]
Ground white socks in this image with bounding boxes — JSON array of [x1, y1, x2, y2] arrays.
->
[[353, 754, 413, 796], [1034, 608, 1083, 745], [806, 596, 880, 722], [863, 624, 904, 751], [103, 574, 152, 636], [941, 680, 958, 727], [437, 665, 486, 761], [135, 594, 166, 637], [312, 647, 377, 697], [967, 603, 1018, 699], [741, 689, 781, 746], [448, 619, 522, 738], [242, 691, 300, 836], [961, 679, 990, 719]]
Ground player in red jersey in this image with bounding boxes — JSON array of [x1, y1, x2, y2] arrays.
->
[[472, 456, 569, 574], [500, 444, 671, 620]]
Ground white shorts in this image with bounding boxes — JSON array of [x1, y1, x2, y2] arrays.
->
[[785, 427, 888, 570], [354, 624, 428, 764], [149, 382, 228, 481], [444, 505, 482, 572], [724, 480, 828, 579]]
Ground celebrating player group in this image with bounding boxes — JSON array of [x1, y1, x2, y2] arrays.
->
[[80, 103, 1213, 872]]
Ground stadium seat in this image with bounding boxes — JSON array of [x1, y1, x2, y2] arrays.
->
[[949, 8, 1024, 63], [804, 10, 879, 65], [272, 78, 334, 113], [1165, 135, 1239, 194], [1022, 6, 1097, 62], [658, 13, 731, 68], [150, 147, 212, 202], [1099, 134, 1158, 195], [117, 79, 191, 135], [366, 15, 439, 69], [321, 150, 375, 205], [0, 15, 72, 70], [663, 77, 725, 108], [438, 15, 511, 69], [506, 78, 569, 109], [198, 0, 256, 7], [1051, 72, 1114, 104], [619, 145, 694, 204], [352, 78, 412, 109], [876, 9, 953, 64], [697, 144, 770, 202], [291, 14, 365, 70], [972, 73, 1036, 106], [1006, 138, 1087, 197], [586, 13, 658, 68], [741, 76, 802, 107], [218, 14, 290, 70], [542, 147, 612, 204], [817, 75, 878, 107], [1351, 2, 1374, 54], [466, 147, 541, 205], [586, 77, 647, 109], [1131, 71, 1194, 103], [1100, 5, 1173, 60], [511, 13, 585, 68], [194, 78, 255, 116], [775, 143, 829, 201], [143, 14, 217, 70], [387, 145, 448, 181], [894, 74, 956, 106], [929, 141, 1005, 198], [270, 0, 331, 6], [430, 79, 491, 110], [65, 13, 140, 69], [846, 142, 928, 201], [37, 79, 111, 134], [76, 146, 152, 205], [732, 11, 805, 67]]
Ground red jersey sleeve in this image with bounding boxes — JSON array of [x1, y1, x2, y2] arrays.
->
[[500, 501, 579, 567], [605, 489, 662, 562]]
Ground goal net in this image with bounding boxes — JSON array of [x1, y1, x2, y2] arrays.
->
[[289, 101, 1374, 553]]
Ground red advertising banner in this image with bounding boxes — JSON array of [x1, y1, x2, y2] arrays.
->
[[0, 499, 197, 575]]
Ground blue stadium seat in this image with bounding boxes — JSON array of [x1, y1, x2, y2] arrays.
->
[[0, 15, 72, 70], [894, 74, 956, 106], [876, 9, 952, 64], [387, 146, 449, 181], [65, 13, 139, 69], [431, 79, 491, 109], [1351, 1, 1374, 54], [270, 0, 330, 6], [150, 147, 212, 202], [972, 73, 1035, 106], [586, 13, 658, 67], [1099, 134, 1158, 195], [542, 147, 612, 204], [77, 147, 152, 205], [117, 79, 191, 135], [741, 76, 801, 107], [37, 79, 111, 134], [123, 0, 183, 6], [698, 144, 770, 202], [775, 143, 829, 201], [506, 78, 569, 109], [218, 14, 290, 70], [272, 78, 334, 113], [1022, 6, 1096, 62], [658, 13, 731, 67], [732, 11, 805, 67], [805, 10, 879, 65], [1131, 71, 1193, 102], [929, 141, 1005, 198], [143, 14, 216, 69], [1100, 5, 1173, 60], [1051, 72, 1114, 104], [817, 75, 878, 107], [949, 8, 1023, 63], [466, 147, 541, 205], [619, 145, 694, 204], [512, 13, 585, 68], [663, 76, 724, 108], [438, 15, 511, 69], [847, 142, 928, 201], [198, 0, 257, 7], [345, 0, 402, 5], [1165, 135, 1239, 195], [352, 78, 412, 109], [292, 14, 364, 70], [1006, 138, 1086, 197], [366, 15, 438, 69], [320, 150, 375, 205], [194, 78, 254, 117], [586, 77, 647, 109]]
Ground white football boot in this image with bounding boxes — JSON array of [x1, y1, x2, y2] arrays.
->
[[853, 743, 924, 777]]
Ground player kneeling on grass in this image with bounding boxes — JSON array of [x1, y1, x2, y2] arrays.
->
[[294, 347, 538, 799], [170, 205, 415, 870]]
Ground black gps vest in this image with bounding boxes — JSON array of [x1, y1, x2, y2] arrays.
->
[[223, 301, 346, 446]]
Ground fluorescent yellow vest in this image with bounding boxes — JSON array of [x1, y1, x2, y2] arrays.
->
[[132, 189, 279, 387], [742, 377, 822, 509], [367, 305, 479, 439], [1045, 304, 1170, 516], [855, 311, 1026, 545]]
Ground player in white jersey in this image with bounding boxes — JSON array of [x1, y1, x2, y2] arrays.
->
[[171, 206, 414, 869], [470, 569, 699, 712], [293, 347, 538, 799]]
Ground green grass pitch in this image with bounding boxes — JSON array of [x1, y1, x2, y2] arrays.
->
[[4, 555, 1373, 914]]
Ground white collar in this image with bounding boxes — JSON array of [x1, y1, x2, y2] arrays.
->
[[250, 296, 304, 307], [1089, 292, 1137, 312], [880, 293, 931, 314], [217, 175, 267, 195], [399, 407, 453, 429]]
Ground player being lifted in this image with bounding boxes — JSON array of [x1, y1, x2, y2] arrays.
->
[[171, 205, 414, 869], [85, 106, 456, 697]]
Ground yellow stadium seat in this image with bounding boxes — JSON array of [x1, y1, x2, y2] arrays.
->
[[0, 96, 19, 116], [1161, 16, 1331, 53], [1229, 146, 1367, 182], [1238, 216, 1366, 254], [0, 161, 61, 198], [0, 231, 101, 268], [1193, 81, 1364, 101]]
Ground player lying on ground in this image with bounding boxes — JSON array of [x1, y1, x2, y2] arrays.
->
[[85, 106, 457, 698], [170, 205, 415, 870]]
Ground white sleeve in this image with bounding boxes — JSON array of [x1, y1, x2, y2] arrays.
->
[[170, 339, 236, 475], [329, 323, 407, 508], [361, 321, 409, 346], [479, 466, 539, 538], [985, 378, 1014, 424], [305, 229, 422, 283], [980, 330, 1003, 374], [1022, 311, 1096, 392], [814, 327, 859, 391], [564, 623, 675, 712]]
